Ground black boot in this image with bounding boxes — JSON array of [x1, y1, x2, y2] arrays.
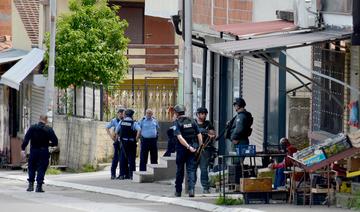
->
[[26, 182, 34, 192], [35, 183, 44, 193]]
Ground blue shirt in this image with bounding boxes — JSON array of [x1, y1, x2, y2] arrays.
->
[[139, 116, 159, 138], [106, 118, 120, 130], [115, 117, 141, 135]]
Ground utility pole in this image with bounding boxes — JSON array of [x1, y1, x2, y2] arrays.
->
[[43, 0, 56, 125], [184, 0, 193, 116]]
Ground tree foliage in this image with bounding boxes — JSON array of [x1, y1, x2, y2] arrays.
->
[[44, 0, 129, 88]]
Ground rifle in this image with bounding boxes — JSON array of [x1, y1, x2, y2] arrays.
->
[[194, 115, 237, 162], [195, 136, 211, 162], [217, 115, 237, 141]]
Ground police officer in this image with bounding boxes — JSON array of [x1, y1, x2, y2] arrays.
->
[[163, 114, 177, 157], [195, 107, 216, 194], [139, 109, 159, 171], [230, 97, 253, 147], [21, 115, 58, 192], [173, 104, 203, 197], [116, 109, 140, 180], [106, 108, 128, 180]]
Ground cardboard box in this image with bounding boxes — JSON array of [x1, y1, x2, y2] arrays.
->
[[240, 177, 272, 192], [347, 157, 360, 172]]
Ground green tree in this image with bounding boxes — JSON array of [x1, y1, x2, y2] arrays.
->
[[45, 0, 129, 88]]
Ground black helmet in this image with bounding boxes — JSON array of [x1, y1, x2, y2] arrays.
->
[[196, 107, 208, 114], [233, 97, 246, 108], [125, 109, 135, 117], [117, 108, 125, 113], [174, 104, 186, 113]]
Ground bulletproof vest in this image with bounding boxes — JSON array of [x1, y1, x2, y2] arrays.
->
[[239, 111, 253, 137], [177, 117, 197, 141], [196, 120, 210, 138], [119, 119, 137, 141]]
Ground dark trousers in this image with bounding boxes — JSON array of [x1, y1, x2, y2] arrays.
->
[[120, 140, 136, 178], [163, 136, 176, 157], [175, 149, 197, 193], [111, 142, 129, 177], [199, 149, 211, 190], [139, 137, 158, 171], [28, 148, 49, 184]]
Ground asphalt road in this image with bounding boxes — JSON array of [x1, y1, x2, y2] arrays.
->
[[0, 178, 203, 212]]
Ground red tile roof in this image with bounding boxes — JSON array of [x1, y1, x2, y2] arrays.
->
[[212, 20, 296, 38], [14, 0, 39, 45], [0, 35, 12, 52]]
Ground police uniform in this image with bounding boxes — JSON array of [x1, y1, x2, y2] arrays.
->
[[22, 122, 58, 192], [196, 119, 215, 192], [106, 117, 127, 179], [230, 110, 253, 146], [163, 125, 176, 157], [174, 116, 200, 196], [116, 117, 140, 179], [139, 116, 159, 171]]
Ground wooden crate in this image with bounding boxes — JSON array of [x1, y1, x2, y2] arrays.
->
[[240, 177, 272, 192]]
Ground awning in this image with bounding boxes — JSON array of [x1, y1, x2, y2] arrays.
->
[[0, 48, 28, 64], [212, 20, 296, 38], [208, 29, 352, 58], [0, 48, 44, 90]]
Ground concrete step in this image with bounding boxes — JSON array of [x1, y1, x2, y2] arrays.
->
[[159, 156, 176, 167], [148, 163, 176, 181], [132, 171, 154, 183]]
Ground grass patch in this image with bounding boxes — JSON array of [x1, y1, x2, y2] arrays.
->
[[46, 168, 62, 175], [215, 196, 244, 205], [81, 164, 97, 172]]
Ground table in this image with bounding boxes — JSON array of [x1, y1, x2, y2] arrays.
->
[[218, 152, 286, 201]]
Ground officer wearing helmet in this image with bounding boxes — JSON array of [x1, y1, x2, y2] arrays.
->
[[230, 98, 253, 146], [195, 107, 216, 194], [106, 108, 128, 180], [115, 109, 141, 180], [173, 104, 203, 197]]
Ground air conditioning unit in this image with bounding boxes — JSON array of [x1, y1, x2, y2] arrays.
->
[[294, 0, 318, 28]]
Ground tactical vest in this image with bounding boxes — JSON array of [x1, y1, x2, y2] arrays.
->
[[177, 117, 197, 141], [119, 120, 137, 141]]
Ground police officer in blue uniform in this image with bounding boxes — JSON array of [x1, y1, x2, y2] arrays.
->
[[173, 104, 203, 197], [139, 109, 159, 171], [21, 115, 58, 192], [116, 109, 140, 180], [106, 108, 128, 180], [195, 107, 216, 194]]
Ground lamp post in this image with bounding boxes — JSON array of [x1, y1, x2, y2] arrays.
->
[[44, 0, 56, 125]]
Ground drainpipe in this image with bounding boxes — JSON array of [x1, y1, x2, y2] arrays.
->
[[201, 48, 207, 108], [353, 0, 360, 45], [184, 0, 193, 116]]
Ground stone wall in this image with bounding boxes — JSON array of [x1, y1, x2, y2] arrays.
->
[[288, 96, 310, 149], [53, 115, 113, 169]]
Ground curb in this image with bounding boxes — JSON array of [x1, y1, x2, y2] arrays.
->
[[0, 174, 263, 212]]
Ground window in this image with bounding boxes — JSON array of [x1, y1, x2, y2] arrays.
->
[[312, 43, 345, 134], [319, 0, 352, 14], [109, 2, 144, 44]]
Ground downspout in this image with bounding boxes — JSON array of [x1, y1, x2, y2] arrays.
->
[[202, 49, 208, 107], [353, 0, 360, 45], [209, 52, 215, 123]]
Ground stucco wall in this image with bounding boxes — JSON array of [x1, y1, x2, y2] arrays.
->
[[53, 115, 113, 169]]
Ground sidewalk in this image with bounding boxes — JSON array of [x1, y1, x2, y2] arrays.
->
[[0, 169, 351, 212]]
